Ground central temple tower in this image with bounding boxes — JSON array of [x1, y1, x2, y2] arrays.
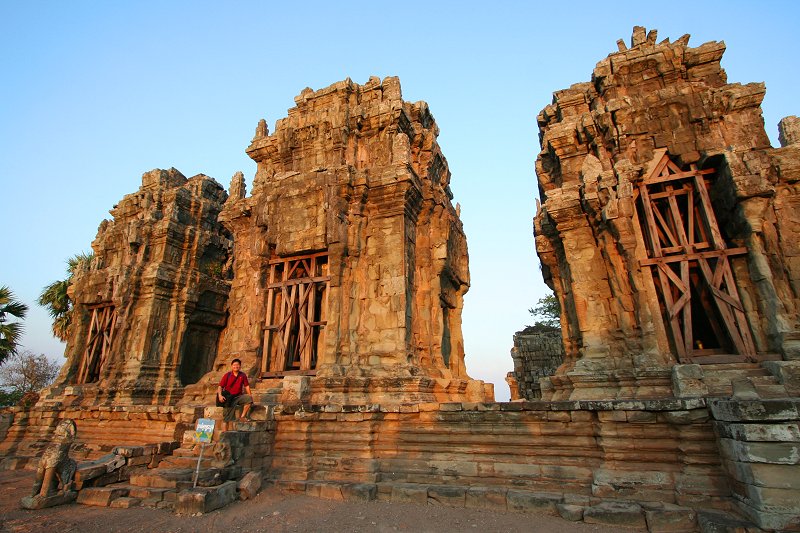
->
[[218, 76, 491, 404]]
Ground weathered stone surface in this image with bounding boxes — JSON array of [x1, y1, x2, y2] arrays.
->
[[557, 503, 584, 521], [317, 482, 343, 501], [465, 487, 507, 511], [175, 480, 237, 515], [505, 490, 561, 515], [3, 26, 799, 530], [723, 460, 800, 489], [672, 365, 709, 399], [130, 468, 193, 489], [390, 483, 428, 505], [779, 116, 800, 147], [709, 399, 800, 422], [24, 419, 78, 506], [583, 501, 646, 528], [508, 329, 564, 400], [20, 490, 77, 509], [113, 446, 144, 458], [237, 470, 261, 500], [77, 486, 129, 506], [427, 485, 466, 507], [718, 438, 799, 464], [341, 483, 377, 502], [592, 469, 674, 502], [644, 505, 697, 533], [109, 496, 141, 508]]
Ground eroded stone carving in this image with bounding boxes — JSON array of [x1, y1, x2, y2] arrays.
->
[[20, 419, 78, 509]]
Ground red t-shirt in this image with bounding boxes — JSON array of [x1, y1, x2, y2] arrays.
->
[[219, 371, 249, 396]]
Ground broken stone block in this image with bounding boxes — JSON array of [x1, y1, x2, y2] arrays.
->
[[341, 483, 377, 502], [644, 505, 697, 533], [709, 399, 800, 423], [672, 365, 709, 398], [318, 483, 343, 501], [713, 421, 800, 442], [128, 486, 171, 501], [130, 468, 194, 489], [505, 490, 561, 515], [175, 480, 237, 515], [75, 453, 126, 484], [77, 486, 130, 506], [465, 487, 507, 510], [237, 471, 262, 500], [112, 445, 144, 458], [427, 485, 466, 507], [20, 491, 77, 509], [390, 483, 428, 505], [109, 496, 141, 508], [557, 503, 584, 521], [779, 116, 800, 147], [718, 438, 800, 464], [583, 501, 646, 528]]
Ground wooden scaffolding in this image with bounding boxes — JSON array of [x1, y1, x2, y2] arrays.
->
[[261, 251, 329, 377], [637, 150, 756, 363], [76, 304, 117, 383]]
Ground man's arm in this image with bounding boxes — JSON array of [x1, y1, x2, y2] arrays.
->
[[217, 385, 225, 402]]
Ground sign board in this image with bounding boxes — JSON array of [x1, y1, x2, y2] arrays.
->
[[194, 418, 215, 443]]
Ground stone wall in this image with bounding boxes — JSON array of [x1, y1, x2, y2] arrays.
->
[[710, 398, 800, 530], [267, 398, 724, 529], [509, 329, 564, 399], [534, 26, 800, 400], [0, 405, 188, 469]]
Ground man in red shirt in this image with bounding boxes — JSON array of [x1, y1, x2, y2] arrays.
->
[[217, 358, 253, 430]]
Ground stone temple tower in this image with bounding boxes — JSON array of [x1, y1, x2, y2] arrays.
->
[[216, 76, 492, 404], [534, 27, 800, 401]]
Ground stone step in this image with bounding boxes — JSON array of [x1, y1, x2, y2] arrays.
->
[[130, 465, 242, 489], [158, 455, 221, 470], [763, 360, 800, 395], [77, 482, 179, 509], [753, 383, 791, 399], [697, 509, 758, 532]]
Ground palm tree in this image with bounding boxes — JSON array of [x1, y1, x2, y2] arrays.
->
[[0, 285, 29, 365], [38, 252, 93, 342]]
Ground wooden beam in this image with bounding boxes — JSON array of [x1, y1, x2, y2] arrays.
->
[[639, 184, 663, 257], [640, 247, 748, 266]]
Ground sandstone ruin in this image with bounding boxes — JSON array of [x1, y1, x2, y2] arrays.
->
[[506, 329, 564, 400], [1, 28, 799, 532], [533, 27, 800, 402]]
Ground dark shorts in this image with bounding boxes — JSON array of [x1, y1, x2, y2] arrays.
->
[[223, 394, 253, 421]]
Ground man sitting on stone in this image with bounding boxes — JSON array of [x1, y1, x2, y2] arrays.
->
[[217, 358, 253, 430]]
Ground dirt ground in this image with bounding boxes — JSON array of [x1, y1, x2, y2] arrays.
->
[[0, 470, 632, 533]]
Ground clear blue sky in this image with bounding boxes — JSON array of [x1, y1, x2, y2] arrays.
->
[[2, 1, 798, 401]]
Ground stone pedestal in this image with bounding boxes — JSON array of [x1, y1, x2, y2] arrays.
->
[[20, 490, 77, 509]]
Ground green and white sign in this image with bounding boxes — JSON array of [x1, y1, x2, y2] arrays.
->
[[194, 418, 215, 443]]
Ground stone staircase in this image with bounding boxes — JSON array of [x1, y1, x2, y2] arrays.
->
[[75, 379, 283, 513], [672, 360, 800, 400]]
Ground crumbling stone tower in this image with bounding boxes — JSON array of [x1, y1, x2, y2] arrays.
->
[[534, 27, 800, 400], [217, 77, 490, 404], [47, 169, 231, 405]]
